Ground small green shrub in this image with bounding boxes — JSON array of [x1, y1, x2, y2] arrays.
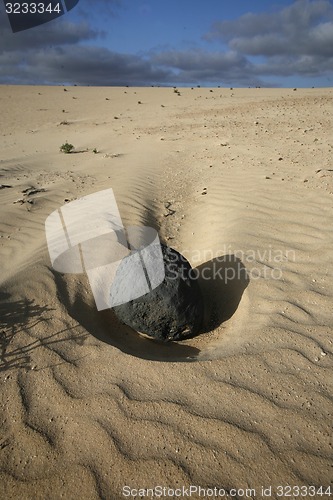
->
[[60, 142, 74, 154]]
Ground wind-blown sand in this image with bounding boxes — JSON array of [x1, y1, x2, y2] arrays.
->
[[0, 85, 332, 499]]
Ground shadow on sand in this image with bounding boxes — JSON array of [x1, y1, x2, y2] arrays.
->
[[0, 291, 87, 372], [50, 253, 249, 362], [196, 254, 249, 332], [0, 254, 249, 369]]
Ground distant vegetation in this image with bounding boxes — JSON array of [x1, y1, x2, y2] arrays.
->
[[60, 142, 74, 154]]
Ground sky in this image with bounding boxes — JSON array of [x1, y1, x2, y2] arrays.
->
[[0, 0, 333, 87]]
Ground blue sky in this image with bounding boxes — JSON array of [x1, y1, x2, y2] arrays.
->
[[1, 0, 333, 87], [80, 1, 280, 53]]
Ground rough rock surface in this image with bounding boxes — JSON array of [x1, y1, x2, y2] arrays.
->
[[111, 244, 203, 341]]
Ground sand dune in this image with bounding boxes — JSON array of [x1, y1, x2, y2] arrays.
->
[[0, 85, 332, 499]]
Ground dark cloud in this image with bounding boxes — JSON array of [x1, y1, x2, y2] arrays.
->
[[152, 49, 247, 72], [0, 44, 172, 85], [196, 0, 333, 84], [205, 0, 333, 58], [257, 54, 333, 78], [150, 49, 268, 86], [0, 2, 169, 86], [150, 1, 333, 85], [0, 19, 100, 53], [0, 0, 332, 86], [31, 46, 171, 85]]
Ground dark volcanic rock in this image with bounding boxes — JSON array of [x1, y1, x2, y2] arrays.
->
[[111, 244, 203, 341]]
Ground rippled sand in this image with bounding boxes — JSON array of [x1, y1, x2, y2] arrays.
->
[[0, 85, 332, 499]]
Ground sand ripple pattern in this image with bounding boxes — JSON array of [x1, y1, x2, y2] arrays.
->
[[0, 87, 332, 498]]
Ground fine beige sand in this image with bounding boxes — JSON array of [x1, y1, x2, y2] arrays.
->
[[0, 85, 332, 499]]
